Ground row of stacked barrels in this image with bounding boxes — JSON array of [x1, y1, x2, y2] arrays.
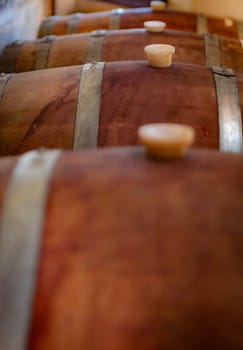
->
[[0, 1, 243, 350]]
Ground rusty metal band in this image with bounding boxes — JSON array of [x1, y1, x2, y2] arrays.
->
[[85, 30, 107, 63], [109, 8, 124, 30], [0, 149, 61, 350], [38, 17, 53, 38], [212, 67, 243, 153], [0, 41, 23, 73], [0, 73, 13, 100], [35, 36, 55, 70], [73, 62, 105, 150], [67, 13, 83, 34], [38, 16, 58, 38], [237, 20, 243, 40], [204, 33, 221, 67], [197, 13, 208, 34]]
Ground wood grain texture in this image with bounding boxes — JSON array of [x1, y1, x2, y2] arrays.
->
[[0, 65, 80, 155], [1, 61, 242, 155], [1, 29, 243, 73], [1, 147, 243, 350], [38, 7, 241, 39], [207, 16, 238, 39], [99, 61, 219, 148]]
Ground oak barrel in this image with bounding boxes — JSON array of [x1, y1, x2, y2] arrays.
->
[[73, 0, 167, 13], [38, 7, 243, 39], [1, 29, 243, 73], [0, 61, 242, 155], [0, 147, 243, 350], [92, 0, 152, 7]]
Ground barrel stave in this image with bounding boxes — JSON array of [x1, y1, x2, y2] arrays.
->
[[0, 156, 17, 215], [47, 16, 71, 36], [16, 41, 39, 72], [1, 29, 243, 73], [119, 8, 197, 33], [220, 37, 243, 72], [102, 29, 205, 66], [1, 61, 243, 155], [48, 34, 89, 68], [38, 8, 241, 39], [0, 66, 80, 155], [75, 12, 110, 33], [207, 16, 238, 39], [0, 147, 236, 350], [236, 74, 243, 119], [99, 61, 219, 149]]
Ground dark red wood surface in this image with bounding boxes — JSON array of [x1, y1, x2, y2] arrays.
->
[[1, 147, 243, 350], [38, 8, 239, 39], [1, 61, 242, 155], [1, 29, 243, 73]]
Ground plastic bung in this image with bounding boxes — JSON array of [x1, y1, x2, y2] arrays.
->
[[144, 44, 175, 68], [138, 123, 195, 159], [144, 20, 167, 32], [150, 1, 166, 11]]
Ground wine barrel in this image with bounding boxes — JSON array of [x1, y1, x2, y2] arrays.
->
[[38, 7, 243, 40], [1, 29, 243, 73], [0, 61, 242, 155], [74, 0, 168, 13], [0, 147, 243, 350], [92, 0, 151, 7]]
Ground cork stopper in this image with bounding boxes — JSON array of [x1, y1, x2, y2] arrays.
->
[[224, 18, 234, 27], [144, 20, 167, 32], [138, 123, 195, 159], [150, 1, 166, 11], [144, 44, 175, 68]]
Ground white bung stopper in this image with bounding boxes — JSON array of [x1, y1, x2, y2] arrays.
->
[[144, 44, 175, 68], [150, 1, 166, 11], [144, 20, 167, 32], [138, 123, 195, 159]]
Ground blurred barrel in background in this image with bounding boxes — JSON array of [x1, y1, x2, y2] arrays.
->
[[0, 61, 242, 155], [38, 7, 243, 39], [92, 0, 151, 7], [1, 29, 242, 73]]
